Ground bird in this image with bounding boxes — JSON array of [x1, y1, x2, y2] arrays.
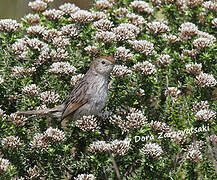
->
[[18, 56, 115, 126]]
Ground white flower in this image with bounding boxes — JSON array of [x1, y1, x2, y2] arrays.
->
[[95, 31, 116, 43], [28, 0, 47, 12], [147, 21, 170, 34], [195, 109, 216, 122], [76, 115, 99, 131], [128, 40, 154, 56], [59, 3, 80, 14], [115, 47, 134, 61], [48, 62, 76, 75], [195, 72, 217, 87], [0, 19, 21, 32], [112, 65, 132, 78], [133, 61, 156, 75], [39, 91, 60, 105], [22, 84, 40, 96], [130, 1, 153, 14], [110, 139, 130, 156], [140, 143, 163, 159], [112, 23, 140, 41]]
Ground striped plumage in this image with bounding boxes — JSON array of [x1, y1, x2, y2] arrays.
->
[[18, 56, 115, 126]]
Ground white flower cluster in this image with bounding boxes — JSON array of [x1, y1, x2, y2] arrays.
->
[[31, 127, 65, 149], [133, 61, 156, 75], [181, 49, 198, 57], [192, 101, 209, 113], [127, 13, 146, 28], [9, 113, 28, 126], [95, 31, 116, 43], [12, 37, 48, 57], [42, 28, 62, 41], [30, 133, 49, 149], [89, 141, 111, 153], [42, 9, 64, 20], [195, 72, 217, 87], [112, 65, 132, 78], [1, 136, 21, 149], [25, 13, 40, 25], [28, 0, 47, 12], [0, 19, 21, 32], [48, 62, 76, 75], [211, 18, 217, 27], [52, 37, 70, 48], [75, 174, 96, 180], [95, 0, 114, 10], [185, 63, 202, 74], [193, 37, 213, 50], [26, 25, 46, 35], [115, 47, 134, 61], [26, 38, 48, 51], [197, 31, 216, 43], [186, 147, 202, 163], [128, 40, 154, 56], [93, 19, 114, 31], [70, 10, 96, 23], [84, 45, 100, 55], [112, 23, 140, 41], [163, 34, 179, 43], [110, 139, 131, 156], [92, 11, 107, 20], [22, 84, 40, 97], [203, 1, 217, 12], [12, 38, 28, 56], [39, 91, 60, 105], [192, 101, 216, 122], [76, 115, 99, 131], [0, 158, 10, 172], [113, 8, 129, 19], [45, 127, 66, 142], [149, 120, 171, 132], [89, 139, 131, 156], [37, 47, 50, 64], [110, 108, 147, 132], [195, 109, 216, 122], [59, 3, 80, 15], [71, 74, 84, 86], [27, 166, 40, 179], [140, 143, 163, 159], [187, 0, 203, 7], [147, 21, 170, 34], [130, 1, 154, 14], [165, 87, 181, 99], [50, 48, 69, 61], [155, 54, 173, 66], [61, 24, 79, 37], [11, 66, 36, 77], [179, 22, 198, 40]]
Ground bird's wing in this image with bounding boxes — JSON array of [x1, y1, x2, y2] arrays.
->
[[61, 79, 89, 121]]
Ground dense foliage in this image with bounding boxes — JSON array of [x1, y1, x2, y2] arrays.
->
[[0, 0, 217, 179]]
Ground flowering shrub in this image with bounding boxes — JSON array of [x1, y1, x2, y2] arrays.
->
[[0, 0, 217, 179]]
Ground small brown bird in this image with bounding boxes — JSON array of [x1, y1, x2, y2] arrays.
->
[[18, 56, 115, 126]]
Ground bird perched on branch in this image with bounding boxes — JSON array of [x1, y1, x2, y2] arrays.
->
[[18, 56, 115, 126]]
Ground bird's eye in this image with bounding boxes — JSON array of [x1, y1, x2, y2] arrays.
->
[[101, 61, 106, 64]]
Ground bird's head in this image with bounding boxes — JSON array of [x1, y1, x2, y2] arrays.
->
[[91, 56, 115, 76]]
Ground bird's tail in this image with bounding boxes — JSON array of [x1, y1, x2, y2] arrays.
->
[[17, 105, 64, 116]]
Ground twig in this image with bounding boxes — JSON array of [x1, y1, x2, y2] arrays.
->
[[109, 151, 121, 180]]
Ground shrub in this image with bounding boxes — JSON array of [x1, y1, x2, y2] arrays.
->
[[0, 0, 217, 179]]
